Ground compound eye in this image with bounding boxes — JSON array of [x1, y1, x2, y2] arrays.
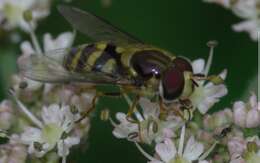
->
[[172, 57, 193, 72], [162, 67, 184, 101]]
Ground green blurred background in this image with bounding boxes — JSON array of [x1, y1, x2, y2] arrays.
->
[[0, 0, 257, 162]]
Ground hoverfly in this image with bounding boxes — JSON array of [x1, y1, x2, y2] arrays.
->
[[18, 5, 209, 118]]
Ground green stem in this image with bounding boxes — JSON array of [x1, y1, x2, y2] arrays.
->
[[134, 142, 155, 161], [10, 90, 43, 128], [199, 141, 218, 161], [28, 22, 43, 55], [178, 124, 186, 156]]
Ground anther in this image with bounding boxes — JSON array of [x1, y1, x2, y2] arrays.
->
[[70, 105, 79, 115], [33, 142, 43, 151], [19, 81, 28, 89], [128, 132, 139, 140], [148, 120, 158, 135], [205, 40, 218, 76], [100, 109, 110, 121], [207, 40, 218, 48]]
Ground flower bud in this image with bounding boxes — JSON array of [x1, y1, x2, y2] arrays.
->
[[0, 100, 14, 130], [228, 137, 247, 156], [23, 10, 33, 22], [233, 94, 260, 128]]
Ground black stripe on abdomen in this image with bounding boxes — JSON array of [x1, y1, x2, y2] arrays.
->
[[75, 44, 96, 72], [64, 47, 78, 71], [92, 43, 123, 74]]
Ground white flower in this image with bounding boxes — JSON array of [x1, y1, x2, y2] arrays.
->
[[232, 19, 260, 41], [190, 58, 228, 114], [21, 104, 80, 158], [0, 0, 51, 31], [112, 98, 180, 144], [43, 32, 74, 52], [150, 136, 205, 163], [17, 32, 74, 94], [233, 93, 260, 128], [230, 0, 259, 19], [204, 0, 260, 41], [228, 136, 260, 163], [19, 32, 73, 57], [0, 135, 27, 163]]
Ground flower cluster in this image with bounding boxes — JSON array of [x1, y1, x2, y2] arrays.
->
[[108, 44, 259, 163], [204, 0, 260, 41], [0, 1, 258, 163], [0, 14, 92, 162], [0, 0, 51, 31]]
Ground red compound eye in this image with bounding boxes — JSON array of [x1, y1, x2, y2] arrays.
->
[[172, 57, 193, 72], [162, 66, 185, 101]]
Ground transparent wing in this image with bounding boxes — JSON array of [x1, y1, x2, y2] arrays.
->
[[18, 53, 133, 85], [58, 5, 143, 45]]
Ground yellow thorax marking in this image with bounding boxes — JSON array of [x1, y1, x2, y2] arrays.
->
[[101, 59, 116, 73]]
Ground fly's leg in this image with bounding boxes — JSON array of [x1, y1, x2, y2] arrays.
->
[[159, 97, 168, 120], [126, 95, 140, 123], [75, 91, 122, 123], [159, 97, 186, 120], [179, 98, 193, 121]]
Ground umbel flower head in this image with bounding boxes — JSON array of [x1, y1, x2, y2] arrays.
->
[[149, 136, 206, 163], [0, 0, 51, 31], [21, 104, 80, 157]]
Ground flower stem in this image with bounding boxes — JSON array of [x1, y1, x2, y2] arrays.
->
[[28, 22, 43, 55], [9, 89, 43, 128], [109, 117, 117, 127], [199, 141, 218, 161], [62, 140, 67, 163], [178, 124, 186, 156], [204, 40, 218, 76], [134, 142, 155, 161], [62, 155, 67, 163]]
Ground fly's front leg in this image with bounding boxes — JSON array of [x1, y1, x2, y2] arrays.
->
[[126, 95, 140, 123], [179, 98, 193, 121]]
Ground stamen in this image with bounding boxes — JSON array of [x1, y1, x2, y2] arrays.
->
[[23, 11, 44, 56], [178, 124, 186, 156], [62, 140, 67, 163], [100, 109, 110, 121], [8, 89, 43, 128], [109, 117, 117, 128], [134, 142, 155, 161], [62, 156, 67, 163], [128, 132, 139, 140], [199, 141, 218, 161], [122, 93, 143, 122], [204, 40, 218, 76]]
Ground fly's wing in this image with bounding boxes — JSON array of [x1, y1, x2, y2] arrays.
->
[[18, 51, 133, 85], [58, 5, 143, 45]]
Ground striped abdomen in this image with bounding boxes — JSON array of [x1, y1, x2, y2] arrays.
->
[[63, 43, 125, 76]]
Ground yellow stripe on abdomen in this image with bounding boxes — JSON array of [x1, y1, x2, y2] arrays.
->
[[101, 59, 116, 74]]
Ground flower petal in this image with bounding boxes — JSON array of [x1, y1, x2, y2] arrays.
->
[[183, 136, 204, 161], [233, 101, 247, 128], [192, 59, 205, 74], [155, 138, 176, 162]]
